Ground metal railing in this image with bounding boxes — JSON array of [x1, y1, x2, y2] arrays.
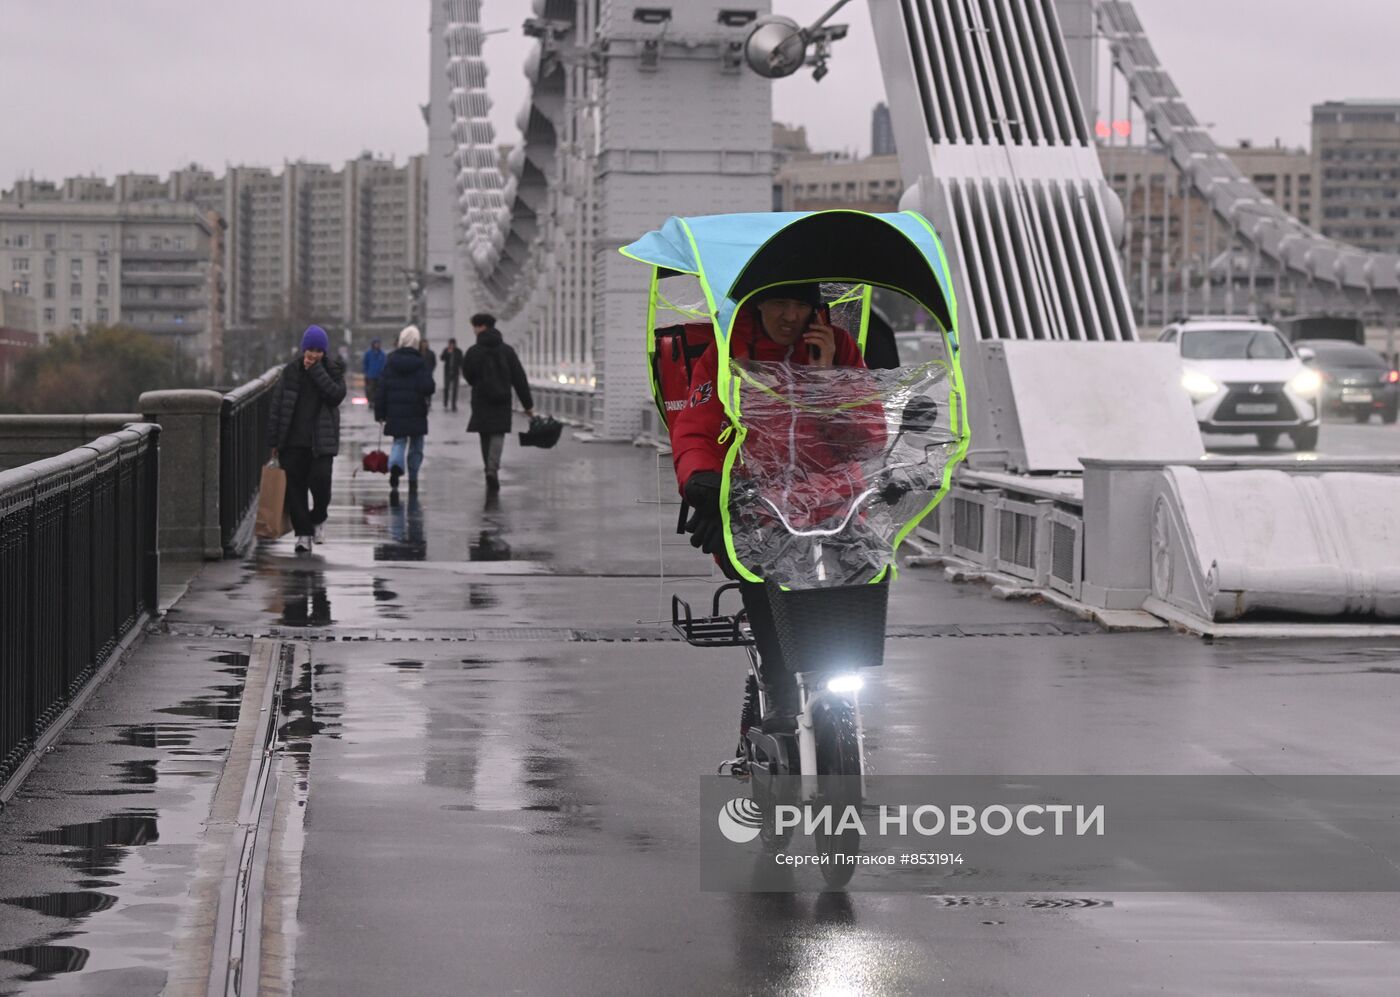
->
[[219, 366, 281, 556], [0, 423, 160, 789]]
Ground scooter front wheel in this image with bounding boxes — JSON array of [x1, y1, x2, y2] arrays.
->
[[811, 696, 862, 888]]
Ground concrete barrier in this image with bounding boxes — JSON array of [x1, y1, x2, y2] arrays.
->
[[0, 414, 141, 472], [138, 389, 225, 559]]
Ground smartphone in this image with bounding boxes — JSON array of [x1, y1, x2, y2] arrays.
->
[[807, 304, 831, 361]]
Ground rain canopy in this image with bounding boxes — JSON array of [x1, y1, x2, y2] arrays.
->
[[620, 209, 970, 588]]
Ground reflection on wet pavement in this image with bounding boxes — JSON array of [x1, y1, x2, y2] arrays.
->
[[469, 529, 512, 561], [2, 892, 117, 919], [280, 568, 334, 626], [30, 813, 161, 877], [0, 645, 250, 991], [111, 724, 195, 750], [374, 493, 427, 561], [0, 944, 91, 981], [156, 682, 244, 723], [0, 814, 160, 982]]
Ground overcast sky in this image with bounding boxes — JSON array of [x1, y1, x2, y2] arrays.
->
[[2, 0, 1397, 184]]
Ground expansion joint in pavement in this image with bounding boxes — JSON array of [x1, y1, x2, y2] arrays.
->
[[156, 621, 1110, 642]]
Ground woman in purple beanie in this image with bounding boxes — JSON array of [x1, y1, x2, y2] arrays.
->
[[266, 324, 347, 552]]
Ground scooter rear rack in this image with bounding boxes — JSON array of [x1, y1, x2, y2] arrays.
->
[[671, 582, 755, 648]]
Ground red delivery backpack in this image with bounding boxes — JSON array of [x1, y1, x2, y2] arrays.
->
[[651, 323, 715, 433]]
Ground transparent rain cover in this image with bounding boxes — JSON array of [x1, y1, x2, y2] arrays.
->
[[727, 359, 958, 588]]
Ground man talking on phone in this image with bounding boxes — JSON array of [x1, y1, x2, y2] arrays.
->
[[670, 281, 864, 520], [670, 282, 873, 741]]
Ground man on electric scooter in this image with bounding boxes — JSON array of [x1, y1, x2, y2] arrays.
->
[[671, 282, 880, 754]]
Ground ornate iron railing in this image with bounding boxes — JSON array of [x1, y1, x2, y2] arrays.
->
[[0, 423, 159, 790], [219, 366, 281, 556]]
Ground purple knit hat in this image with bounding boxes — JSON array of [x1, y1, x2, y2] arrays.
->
[[300, 325, 329, 352]]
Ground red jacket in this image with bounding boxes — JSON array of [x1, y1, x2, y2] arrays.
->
[[671, 304, 880, 502]]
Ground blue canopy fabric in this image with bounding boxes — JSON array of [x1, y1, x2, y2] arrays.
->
[[620, 210, 958, 349]]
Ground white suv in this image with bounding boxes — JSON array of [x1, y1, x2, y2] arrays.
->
[[1160, 318, 1322, 450]]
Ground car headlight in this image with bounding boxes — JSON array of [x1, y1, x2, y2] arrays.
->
[[1288, 368, 1322, 397], [1181, 370, 1220, 400]]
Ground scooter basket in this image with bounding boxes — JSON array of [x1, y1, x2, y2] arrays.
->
[[764, 579, 889, 670]]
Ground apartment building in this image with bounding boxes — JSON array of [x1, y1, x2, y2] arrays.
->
[[1313, 100, 1400, 254], [773, 153, 903, 213], [0, 185, 221, 367], [0, 290, 39, 390]]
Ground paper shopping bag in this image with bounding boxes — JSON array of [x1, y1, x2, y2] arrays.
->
[[255, 463, 292, 539]]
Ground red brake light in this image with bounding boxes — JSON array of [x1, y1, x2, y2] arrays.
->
[[1389, 370, 1399, 384]]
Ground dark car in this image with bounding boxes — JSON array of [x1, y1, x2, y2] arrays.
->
[[1295, 339, 1398, 424]]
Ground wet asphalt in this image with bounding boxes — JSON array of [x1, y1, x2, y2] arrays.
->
[[4, 399, 1400, 994]]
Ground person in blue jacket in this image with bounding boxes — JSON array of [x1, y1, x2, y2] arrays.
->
[[362, 338, 387, 406]]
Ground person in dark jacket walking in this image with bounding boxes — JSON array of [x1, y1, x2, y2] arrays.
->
[[268, 324, 347, 552], [420, 338, 437, 381], [374, 324, 435, 492], [439, 338, 464, 412], [462, 312, 534, 493]]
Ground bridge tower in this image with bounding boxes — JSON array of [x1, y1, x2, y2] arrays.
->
[[867, 0, 1141, 471], [431, 1, 775, 440]]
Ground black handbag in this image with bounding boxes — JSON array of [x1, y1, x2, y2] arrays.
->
[[519, 414, 563, 449]]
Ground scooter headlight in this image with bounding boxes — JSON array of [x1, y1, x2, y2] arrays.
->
[[826, 674, 864, 694]]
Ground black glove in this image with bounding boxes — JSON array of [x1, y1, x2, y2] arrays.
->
[[683, 471, 726, 555], [879, 478, 911, 506], [879, 468, 936, 506], [683, 470, 721, 516]]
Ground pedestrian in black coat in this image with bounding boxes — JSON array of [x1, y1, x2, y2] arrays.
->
[[462, 312, 534, 493], [374, 324, 435, 492], [267, 324, 346, 551], [439, 338, 464, 412]]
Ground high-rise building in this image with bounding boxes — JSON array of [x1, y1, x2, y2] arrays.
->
[[183, 155, 427, 351], [871, 102, 896, 157], [1313, 100, 1400, 254]]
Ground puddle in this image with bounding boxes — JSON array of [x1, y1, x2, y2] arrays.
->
[[156, 690, 242, 724], [279, 650, 338, 775], [0, 943, 89, 979], [373, 580, 399, 602], [280, 569, 334, 626], [113, 760, 159, 787], [469, 531, 513, 562], [374, 542, 427, 562], [29, 813, 160, 879], [374, 493, 427, 561], [110, 723, 195, 749], [212, 651, 250, 674], [2, 892, 117, 919]]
